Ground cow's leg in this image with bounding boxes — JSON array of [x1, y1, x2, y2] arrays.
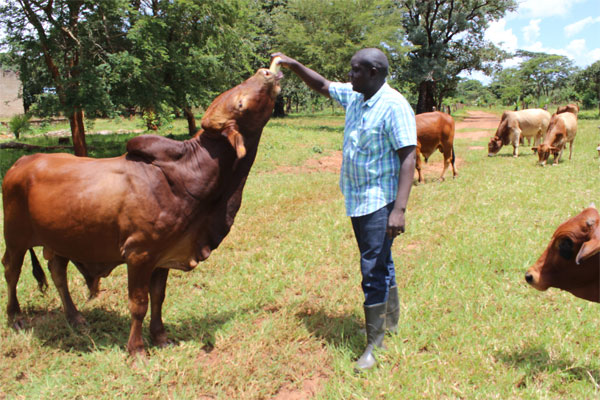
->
[[2, 248, 26, 328], [149, 267, 171, 348], [126, 264, 152, 355], [439, 144, 456, 181], [48, 255, 87, 327], [72, 261, 101, 299], [569, 140, 574, 160], [415, 148, 424, 183]]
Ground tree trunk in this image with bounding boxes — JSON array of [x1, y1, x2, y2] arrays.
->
[[416, 80, 436, 114], [273, 95, 285, 117], [69, 108, 87, 157], [183, 107, 197, 136]]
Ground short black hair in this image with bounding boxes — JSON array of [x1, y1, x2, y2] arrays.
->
[[353, 48, 389, 77]]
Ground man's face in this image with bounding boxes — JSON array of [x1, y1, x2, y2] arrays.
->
[[348, 58, 372, 95]]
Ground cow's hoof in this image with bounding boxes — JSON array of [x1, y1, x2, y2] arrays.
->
[[67, 313, 88, 329], [152, 333, 174, 349], [11, 318, 26, 331]]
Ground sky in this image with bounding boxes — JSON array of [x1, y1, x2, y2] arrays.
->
[[463, 0, 600, 83]]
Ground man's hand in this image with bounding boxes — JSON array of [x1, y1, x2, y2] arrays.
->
[[386, 208, 406, 239]]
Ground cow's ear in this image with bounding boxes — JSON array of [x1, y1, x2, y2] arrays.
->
[[575, 222, 600, 265], [531, 146, 538, 151], [223, 122, 246, 159]]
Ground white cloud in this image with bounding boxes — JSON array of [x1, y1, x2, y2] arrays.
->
[[567, 39, 586, 56], [564, 16, 600, 37], [522, 19, 541, 44], [485, 19, 518, 52], [518, 0, 587, 18]]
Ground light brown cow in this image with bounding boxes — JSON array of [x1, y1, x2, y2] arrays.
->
[[556, 103, 579, 116], [2, 65, 282, 355], [525, 205, 600, 303], [487, 109, 551, 157], [533, 111, 577, 166], [415, 111, 457, 183]]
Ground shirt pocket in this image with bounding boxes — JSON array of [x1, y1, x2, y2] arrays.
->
[[357, 121, 384, 153]]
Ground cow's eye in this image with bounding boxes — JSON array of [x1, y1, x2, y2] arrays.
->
[[557, 237, 574, 259]]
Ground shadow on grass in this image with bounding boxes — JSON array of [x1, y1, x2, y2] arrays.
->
[[496, 344, 600, 386], [296, 308, 363, 353], [19, 304, 248, 354]]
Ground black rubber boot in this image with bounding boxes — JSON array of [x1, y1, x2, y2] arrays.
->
[[385, 285, 399, 334], [355, 302, 386, 371]]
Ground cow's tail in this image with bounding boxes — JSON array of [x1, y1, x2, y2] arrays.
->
[[29, 248, 48, 293], [451, 145, 456, 166]]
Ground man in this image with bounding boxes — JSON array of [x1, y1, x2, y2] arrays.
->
[[271, 48, 417, 371]]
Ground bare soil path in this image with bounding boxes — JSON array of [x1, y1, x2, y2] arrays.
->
[[454, 110, 500, 140]]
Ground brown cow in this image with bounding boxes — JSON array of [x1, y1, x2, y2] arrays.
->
[[415, 111, 457, 183], [2, 64, 282, 355], [556, 103, 579, 115], [487, 109, 550, 157], [525, 205, 600, 303], [533, 111, 577, 166]]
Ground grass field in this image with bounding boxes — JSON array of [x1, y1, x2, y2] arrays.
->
[[0, 109, 599, 399]]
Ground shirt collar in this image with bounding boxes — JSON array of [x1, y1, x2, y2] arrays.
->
[[362, 82, 388, 108]]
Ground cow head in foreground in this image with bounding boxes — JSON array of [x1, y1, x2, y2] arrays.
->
[[525, 205, 600, 303], [198, 66, 282, 158], [2, 61, 282, 356]]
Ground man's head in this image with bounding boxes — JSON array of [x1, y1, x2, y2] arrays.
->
[[349, 48, 389, 99]]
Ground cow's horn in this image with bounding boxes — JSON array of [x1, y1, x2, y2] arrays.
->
[[270, 56, 282, 74]]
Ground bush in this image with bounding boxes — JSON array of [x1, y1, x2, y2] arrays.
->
[[8, 114, 31, 139]]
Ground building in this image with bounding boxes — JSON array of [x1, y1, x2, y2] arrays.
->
[[0, 69, 24, 118]]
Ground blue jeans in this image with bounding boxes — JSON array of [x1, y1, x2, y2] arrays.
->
[[351, 202, 397, 306]]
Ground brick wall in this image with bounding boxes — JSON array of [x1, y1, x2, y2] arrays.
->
[[0, 69, 25, 118]]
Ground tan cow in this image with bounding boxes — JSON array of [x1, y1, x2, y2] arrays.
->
[[488, 109, 551, 157], [556, 103, 579, 116], [533, 111, 577, 166], [525, 205, 600, 303], [415, 111, 457, 183], [2, 63, 282, 356]]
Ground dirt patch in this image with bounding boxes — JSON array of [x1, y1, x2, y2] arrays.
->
[[455, 110, 500, 140], [273, 151, 342, 175], [415, 156, 465, 182], [273, 374, 327, 400]]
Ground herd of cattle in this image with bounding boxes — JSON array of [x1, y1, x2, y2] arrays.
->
[[416, 102, 581, 184], [0, 62, 597, 355]]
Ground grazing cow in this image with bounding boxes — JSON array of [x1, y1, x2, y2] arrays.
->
[[487, 109, 551, 157], [525, 205, 600, 303], [415, 111, 457, 183], [556, 103, 579, 116], [2, 64, 282, 355], [533, 111, 577, 166]]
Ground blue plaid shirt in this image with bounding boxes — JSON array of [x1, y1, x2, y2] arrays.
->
[[329, 82, 416, 217]]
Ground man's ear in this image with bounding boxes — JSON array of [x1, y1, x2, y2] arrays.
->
[[223, 121, 246, 159]]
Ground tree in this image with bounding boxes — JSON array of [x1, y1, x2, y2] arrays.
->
[[516, 51, 576, 103], [398, 0, 516, 114], [121, 0, 257, 135], [0, 0, 131, 156], [574, 61, 600, 113], [271, 0, 408, 113]]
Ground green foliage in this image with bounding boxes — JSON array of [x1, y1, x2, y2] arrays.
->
[[7, 113, 31, 139], [271, 0, 408, 112], [397, 0, 516, 111]]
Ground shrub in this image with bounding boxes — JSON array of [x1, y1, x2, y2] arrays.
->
[[8, 114, 31, 139]]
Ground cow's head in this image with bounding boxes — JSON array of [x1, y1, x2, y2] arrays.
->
[[533, 143, 558, 166], [487, 137, 503, 156], [488, 116, 511, 156], [199, 64, 283, 158], [525, 205, 600, 302]]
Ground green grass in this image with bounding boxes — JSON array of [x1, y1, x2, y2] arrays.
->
[[1, 111, 600, 399]]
